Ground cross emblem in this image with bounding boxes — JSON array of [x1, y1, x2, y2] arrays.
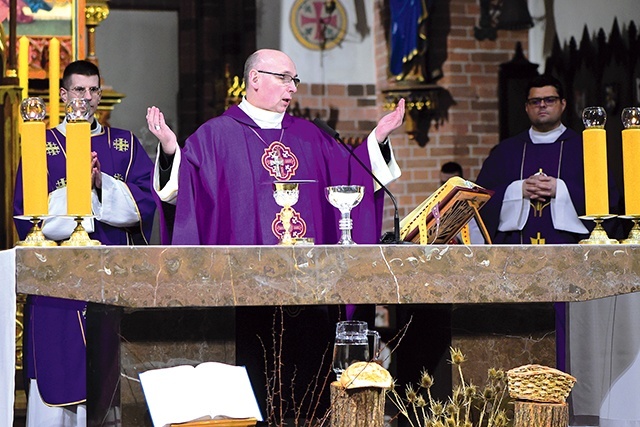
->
[[55, 178, 67, 189], [261, 141, 299, 180], [113, 173, 124, 181], [291, 0, 347, 51], [530, 232, 546, 244], [272, 208, 307, 240], [46, 141, 61, 156], [113, 138, 129, 152]]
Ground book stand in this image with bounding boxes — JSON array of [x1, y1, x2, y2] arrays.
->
[[400, 177, 493, 244]]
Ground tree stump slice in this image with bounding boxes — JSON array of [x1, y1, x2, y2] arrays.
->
[[513, 400, 569, 427], [330, 382, 386, 427]]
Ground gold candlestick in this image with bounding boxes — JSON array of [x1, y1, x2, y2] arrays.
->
[[579, 215, 618, 244], [15, 98, 56, 247], [620, 215, 640, 244], [61, 99, 101, 246], [15, 218, 57, 247], [579, 107, 617, 244], [60, 217, 101, 246]]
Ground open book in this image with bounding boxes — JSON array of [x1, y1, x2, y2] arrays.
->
[[139, 362, 263, 427], [400, 176, 493, 244]]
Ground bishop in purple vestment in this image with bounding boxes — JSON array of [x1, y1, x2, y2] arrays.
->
[[146, 49, 405, 421]]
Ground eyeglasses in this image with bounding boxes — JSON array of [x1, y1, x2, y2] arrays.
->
[[526, 96, 560, 107], [67, 86, 102, 97], [257, 70, 300, 88]]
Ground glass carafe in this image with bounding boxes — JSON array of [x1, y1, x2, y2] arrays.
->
[[332, 320, 380, 380]]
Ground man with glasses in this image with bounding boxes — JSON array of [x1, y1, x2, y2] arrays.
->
[[473, 74, 621, 393], [147, 48, 404, 245], [14, 60, 156, 426], [475, 74, 620, 245], [146, 48, 404, 421]]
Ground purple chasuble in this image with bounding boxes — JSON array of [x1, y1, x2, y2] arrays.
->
[[157, 105, 384, 245], [14, 126, 155, 406]]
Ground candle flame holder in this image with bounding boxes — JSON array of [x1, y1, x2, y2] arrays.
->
[[579, 215, 619, 244], [15, 217, 57, 247], [60, 217, 102, 246]]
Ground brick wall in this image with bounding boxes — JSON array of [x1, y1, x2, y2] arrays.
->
[[292, 0, 529, 232]]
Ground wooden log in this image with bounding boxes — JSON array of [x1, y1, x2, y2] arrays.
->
[[330, 382, 386, 427], [513, 401, 569, 427]]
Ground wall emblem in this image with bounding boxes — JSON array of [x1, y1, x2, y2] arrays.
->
[[290, 0, 348, 51]]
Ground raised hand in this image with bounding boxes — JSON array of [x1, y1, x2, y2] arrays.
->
[[146, 106, 178, 155], [375, 98, 405, 143]]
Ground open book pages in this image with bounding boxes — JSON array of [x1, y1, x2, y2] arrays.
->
[[399, 176, 492, 244], [139, 362, 263, 427]]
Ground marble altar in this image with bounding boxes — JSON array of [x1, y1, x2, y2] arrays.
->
[[13, 244, 640, 306], [7, 244, 640, 425]]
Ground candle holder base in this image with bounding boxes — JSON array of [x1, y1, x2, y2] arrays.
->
[[579, 216, 619, 245], [620, 216, 640, 244], [15, 217, 57, 247], [60, 217, 102, 246]]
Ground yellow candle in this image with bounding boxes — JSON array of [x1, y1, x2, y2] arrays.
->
[[21, 121, 48, 216], [66, 121, 92, 216], [622, 128, 640, 215], [48, 38, 60, 126], [19, 36, 29, 99], [583, 128, 609, 216]]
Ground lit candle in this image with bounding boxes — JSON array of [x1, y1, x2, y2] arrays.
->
[[18, 36, 29, 100], [20, 98, 48, 216], [65, 99, 92, 216], [622, 107, 640, 215], [582, 106, 609, 217], [48, 38, 60, 126]]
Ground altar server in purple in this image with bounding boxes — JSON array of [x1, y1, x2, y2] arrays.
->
[[13, 60, 155, 427], [473, 75, 621, 244], [474, 76, 622, 414]]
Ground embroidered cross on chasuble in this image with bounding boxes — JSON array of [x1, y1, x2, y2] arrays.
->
[[261, 139, 308, 241]]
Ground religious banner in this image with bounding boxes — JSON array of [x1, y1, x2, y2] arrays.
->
[[2, 0, 85, 78]]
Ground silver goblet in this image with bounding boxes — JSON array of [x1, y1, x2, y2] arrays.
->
[[325, 185, 364, 245]]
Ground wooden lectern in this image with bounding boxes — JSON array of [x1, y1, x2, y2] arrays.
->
[[400, 177, 493, 244]]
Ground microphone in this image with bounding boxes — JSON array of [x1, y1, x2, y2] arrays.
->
[[313, 118, 404, 244]]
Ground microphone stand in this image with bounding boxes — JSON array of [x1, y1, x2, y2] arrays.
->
[[313, 118, 404, 244]]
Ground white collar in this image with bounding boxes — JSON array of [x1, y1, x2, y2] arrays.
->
[[238, 98, 285, 129], [529, 124, 566, 144], [56, 118, 103, 136]]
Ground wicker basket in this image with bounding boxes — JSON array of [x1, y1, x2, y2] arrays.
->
[[507, 364, 576, 403]]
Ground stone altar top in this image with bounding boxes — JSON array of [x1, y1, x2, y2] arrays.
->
[[13, 244, 640, 308]]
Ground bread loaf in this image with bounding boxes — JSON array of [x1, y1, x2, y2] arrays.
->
[[339, 362, 393, 389]]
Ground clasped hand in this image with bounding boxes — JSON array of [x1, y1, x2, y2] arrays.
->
[[523, 172, 556, 200], [91, 151, 101, 189]]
